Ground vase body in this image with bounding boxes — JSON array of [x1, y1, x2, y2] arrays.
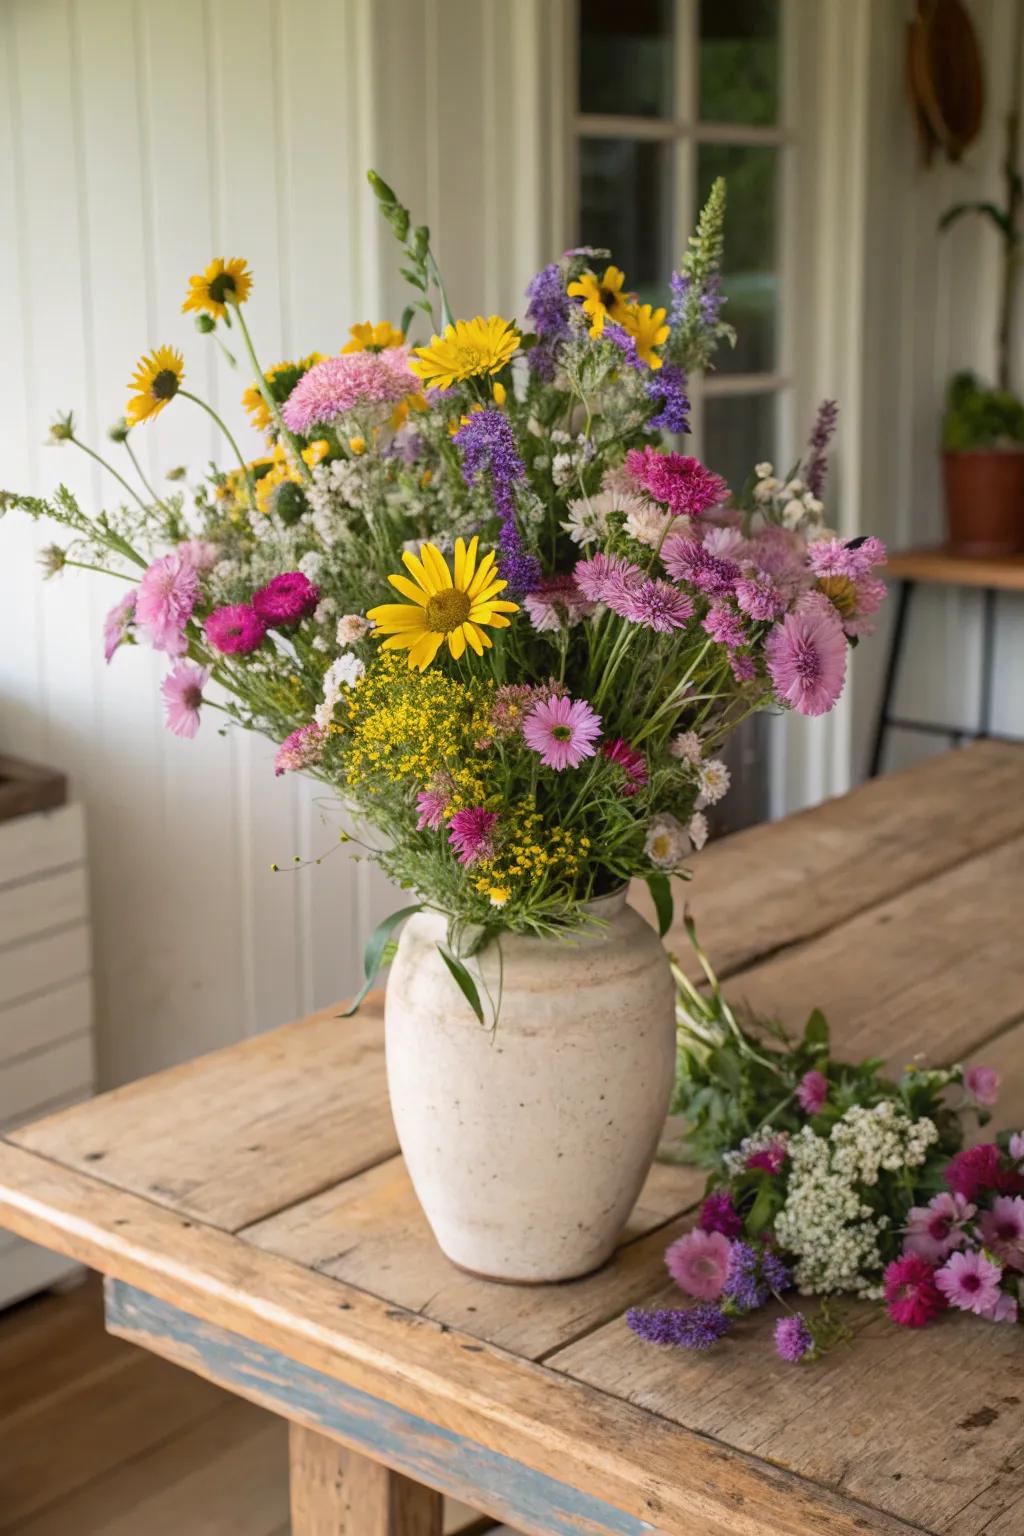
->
[[943, 449, 1024, 555], [384, 891, 676, 1283]]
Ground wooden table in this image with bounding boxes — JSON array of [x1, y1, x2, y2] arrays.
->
[[2, 741, 1024, 1536]]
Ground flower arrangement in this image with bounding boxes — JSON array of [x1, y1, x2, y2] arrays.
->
[[2, 171, 887, 997], [629, 928, 1021, 1360]]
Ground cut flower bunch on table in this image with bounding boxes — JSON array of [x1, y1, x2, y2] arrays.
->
[[3, 172, 887, 987]]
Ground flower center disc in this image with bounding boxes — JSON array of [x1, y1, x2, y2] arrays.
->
[[151, 369, 180, 400], [425, 589, 471, 633], [208, 272, 237, 304]]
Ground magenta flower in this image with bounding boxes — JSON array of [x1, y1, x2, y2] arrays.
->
[[774, 1313, 813, 1362], [904, 1191, 975, 1263], [602, 738, 648, 796], [943, 1142, 1024, 1201], [252, 571, 321, 627], [274, 722, 324, 776], [746, 1139, 787, 1175], [281, 351, 416, 433], [415, 777, 453, 831], [883, 1253, 946, 1328], [935, 1248, 1004, 1316], [136, 551, 200, 655], [205, 602, 266, 655], [796, 1069, 828, 1115], [662, 534, 740, 596], [103, 589, 136, 663], [523, 694, 602, 771], [765, 599, 847, 716], [160, 661, 209, 739], [979, 1196, 1024, 1271], [574, 552, 641, 604], [618, 578, 695, 632], [964, 1065, 1001, 1108], [626, 447, 728, 518], [665, 1228, 732, 1302], [699, 1192, 743, 1239], [447, 807, 498, 866], [702, 603, 747, 650]]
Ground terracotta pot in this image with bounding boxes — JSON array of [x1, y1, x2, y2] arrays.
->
[[384, 890, 676, 1283], [943, 449, 1024, 556]]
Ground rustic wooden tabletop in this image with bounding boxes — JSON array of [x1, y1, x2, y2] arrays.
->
[[2, 740, 1022, 1536]]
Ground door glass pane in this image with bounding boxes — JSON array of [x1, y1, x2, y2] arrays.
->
[[579, 0, 674, 119], [578, 138, 674, 301], [699, 0, 780, 125], [702, 391, 776, 498], [697, 144, 778, 374]]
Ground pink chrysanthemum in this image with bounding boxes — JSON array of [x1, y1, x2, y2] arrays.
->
[[178, 538, 220, 571], [281, 350, 417, 433], [807, 535, 887, 580], [415, 772, 455, 831], [252, 571, 321, 627], [274, 722, 324, 776], [734, 571, 787, 621], [796, 1069, 827, 1115], [523, 694, 602, 771], [602, 738, 649, 796], [523, 574, 595, 632], [883, 1253, 946, 1328], [730, 651, 757, 683], [935, 1248, 1004, 1316], [136, 551, 200, 655], [964, 1065, 1001, 1108], [904, 1191, 975, 1263], [979, 1196, 1024, 1271], [447, 806, 499, 866], [665, 1228, 732, 1301], [618, 578, 695, 632], [103, 589, 136, 663], [626, 447, 729, 518], [702, 603, 747, 650], [160, 661, 209, 740], [574, 552, 641, 604], [205, 602, 266, 655], [765, 601, 847, 716], [662, 534, 740, 595]]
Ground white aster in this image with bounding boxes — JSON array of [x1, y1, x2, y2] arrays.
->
[[754, 461, 774, 480], [688, 811, 709, 851], [314, 652, 365, 731], [336, 614, 373, 647], [697, 758, 731, 806], [644, 812, 691, 870], [668, 729, 702, 764], [625, 498, 675, 548]]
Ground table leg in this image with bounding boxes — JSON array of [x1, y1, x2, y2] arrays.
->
[[289, 1423, 444, 1536], [868, 579, 914, 778]]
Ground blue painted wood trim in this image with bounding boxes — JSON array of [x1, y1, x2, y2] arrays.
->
[[105, 1281, 654, 1536]]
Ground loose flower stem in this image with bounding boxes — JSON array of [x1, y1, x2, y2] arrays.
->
[[179, 391, 257, 508], [69, 434, 151, 517], [228, 303, 313, 482]]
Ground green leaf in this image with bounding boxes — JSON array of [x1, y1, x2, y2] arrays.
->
[[366, 169, 397, 204], [802, 1008, 830, 1052], [645, 872, 674, 937], [746, 1178, 778, 1236], [339, 903, 422, 1018], [437, 946, 485, 1024], [399, 305, 416, 337]]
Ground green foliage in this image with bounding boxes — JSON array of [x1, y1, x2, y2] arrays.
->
[[942, 370, 1024, 451]]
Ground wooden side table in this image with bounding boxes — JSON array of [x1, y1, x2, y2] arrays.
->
[[869, 545, 1024, 776]]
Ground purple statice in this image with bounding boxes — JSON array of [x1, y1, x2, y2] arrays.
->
[[619, 577, 694, 632], [646, 364, 690, 435], [626, 1303, 731, 1351], [699, 272, 725, 327], [602, 320, 644, 372], [669, 270, 690, 327], [453, 409, 540, 593], [669, 269, 726, 330], [699, 1192, 743, 1239], [761, 1248, 793, 1295], [722, 1242, 771, 1313], [662, 534, 739, 596], [774, 1313, 814, 1363], [525, 262, 571, 379], [803, 399, 839, 500], [734, 571, 787, 622]]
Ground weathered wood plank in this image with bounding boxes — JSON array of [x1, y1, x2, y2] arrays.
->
[[290, 1424, 443, 1536], [631, 740, 1024, 981]]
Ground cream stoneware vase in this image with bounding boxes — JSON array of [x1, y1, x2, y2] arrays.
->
[[384, 889, 676, 1283]]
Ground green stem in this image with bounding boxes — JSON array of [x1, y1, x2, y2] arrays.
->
[[229, 304, 313, 482], [66, 560, 137, 582], [179, 390, 256, 507], [122, 437, 165, 508], [69, 435, 150, 515]]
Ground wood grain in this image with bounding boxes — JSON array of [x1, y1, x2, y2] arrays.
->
[[886, 546, 1024, 592], [290, 1425, 443, 1536]]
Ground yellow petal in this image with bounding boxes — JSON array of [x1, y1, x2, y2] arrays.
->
[[401, 548, 433, 593], [447, 625, 467, 660], [366, 603, 426, 628], [468, 622, 493, 650], [463, 622, 484, 656], [454, 535, 478, 591], [381, 632, 419, 650], [421, 543, 453, 590], [470, 579, 510, 606], [387, 573, 430, 606], [408, 631, 444, 670], [466, 555, 499, 599]]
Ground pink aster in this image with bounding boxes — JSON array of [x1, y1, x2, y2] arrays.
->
[[602, 738, 649, 796], [665, 1228, 732, 1301], [103, 589, 136, 663], [252, 571, 321, 627], [177, 538, 220, 571], [281, 350, 416, 433], [796, 1069, 827, 1115], [205, 602, 266, 654], [935, 1248, 1004, 1316], [523, 694, 602, 771], [765, 601, 847, 716], [618, 577, 695, 632], [625, 446, 729, 518], [985, 1291, 1019, 1323], [702, 602, 747, 650], [574, 552, 641, 604], [447, 806, 499, 866], [416, 773, 454, 831], [274, 722, 324, 776], [904, 1191, 975, 1263], [662, 534, 740, 595], [136, 551, 200, 655], [730, 651, 757, 683], [807, 534, 887, 580], [160, 661, 209, 739], [964, 1065, 1001, 1108], [523, 574, 595, 632], [882, 1253, 947, 1328], [734, 571, 787, 622], [979, 1196, 1024, 1271], [745, 524, 808, 583]]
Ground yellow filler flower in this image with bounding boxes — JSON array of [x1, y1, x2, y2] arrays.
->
[[182, 257, 253, 321], [367, 537, 518, 671], [343, 320, 405, 353], [125, 345, 185, 426], [567, 265, 632, 337], [621, 302, 671, 368], [410, 316, 520, 390]]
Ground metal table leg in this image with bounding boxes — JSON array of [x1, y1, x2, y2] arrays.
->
[[868, 580, 914, 778]]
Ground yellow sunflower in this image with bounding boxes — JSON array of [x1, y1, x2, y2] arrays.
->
[[125, 345, 185, 426], [367, 537, 518, 670], [342, 320, 405, 353], [182, 257, 253, 321], [566, 265, 632, 337], [410, 316, 520, 390], [621, 301, 671, 368]]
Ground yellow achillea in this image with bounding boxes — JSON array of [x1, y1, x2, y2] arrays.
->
[[182, 257, 253, 321], [343, 320, 405, 353], [410, 316, 520, 390], [470, 798, 588, 895], [567, 265, 632, 337], [367, 537, 518, 671], [621, 302, 670, 368], [125, 345, 184, 426]]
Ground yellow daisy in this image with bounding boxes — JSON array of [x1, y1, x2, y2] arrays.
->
[[367, 537, 518, 671], [566, 265, 632, 337], [241, 354, 324, 433], [182, 257, 253, 321], [621, 302, 671, 369], [410, 316, 520, 390], [342, 320, 405, 353], [125, 345, 185, 426]]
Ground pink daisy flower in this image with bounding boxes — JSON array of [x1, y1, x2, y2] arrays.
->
[[665, 1228, 733, 1301], [160, 661, 209, 740], [205, 603, 266, 655], [136, 551, 200, 656], [602, 738, 648, 796], [935, 1248, 1004, 1316], [282, 351, 416, 433], [765, 600, 847, 716], [523, 694, 602, 771], [252, 571, 321, 627], [979, 1196, 1024, 1271], [984, 1291, 1019, 1323], [274, 722, 324, 777], [964, 1065, 1001, 1108], [883, 1253, 946, 1328], [807, 534, 887, 580], [903, 1191, 975, 1263], [625, 447, 729, 518], [447, 807, 499, 866], [103, 589, 136, 663], [619, 578, 695, 632], [796, 1069, 827, 1115]]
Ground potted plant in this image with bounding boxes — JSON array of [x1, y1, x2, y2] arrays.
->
[[942, 371, 1024, 554]]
